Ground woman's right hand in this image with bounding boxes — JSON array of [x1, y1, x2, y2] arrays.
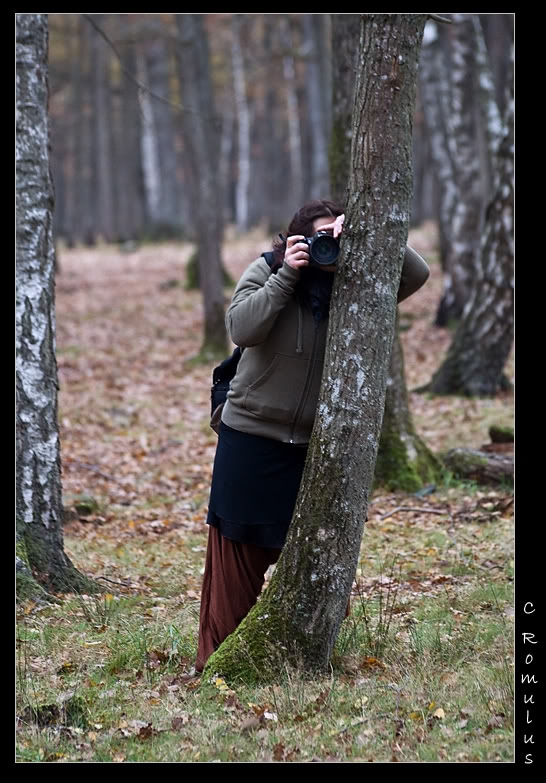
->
[[283, 234, 310, 270]]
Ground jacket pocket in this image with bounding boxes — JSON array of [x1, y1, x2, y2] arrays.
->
[[243, 353, 310, 423]]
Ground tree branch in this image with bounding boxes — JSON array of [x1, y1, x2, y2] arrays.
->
[[379, 506, 449, 520], [427, 14, 453, 25], [82, 13, 193, 115]]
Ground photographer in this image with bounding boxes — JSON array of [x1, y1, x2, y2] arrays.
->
[[195, 199, 430, 673]]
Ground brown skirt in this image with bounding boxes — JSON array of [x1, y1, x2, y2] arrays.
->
[[195, 525, 281, 672]]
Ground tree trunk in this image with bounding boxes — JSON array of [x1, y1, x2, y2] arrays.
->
[[63, 14, 83, 247], [232, 15, 251, 233], [16, 13, 96, 598], [443, 447, 513, 486], [375, 318, 443, 491], [444, 13, 487, 313], [89, 14, 116, 243], [303, 14, 331, 199], [136, 49, 162, 231], [427, 45, 513, 396], [329, 14, 360, 208], [145, 30, 183, 238], [280, 15, 304, 216], [116, 16, 146, 242], [473, 15, 503, 202], [330, 14, 439, 493], [80, 17, 96, 246], [175, 14, 227, 358], [419, 20, 460, 325], [203, 14, 426, 684]]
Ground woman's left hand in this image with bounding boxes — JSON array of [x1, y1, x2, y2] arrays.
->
[[318, 213, 345, 239]]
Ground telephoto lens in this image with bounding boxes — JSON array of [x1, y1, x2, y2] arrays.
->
[[306, 231, 340, 266]]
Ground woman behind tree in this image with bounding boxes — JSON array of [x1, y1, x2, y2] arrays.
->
[[195, 199, 429, 673]]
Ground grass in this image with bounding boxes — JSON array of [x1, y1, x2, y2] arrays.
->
[[16, 489, 514, 763]]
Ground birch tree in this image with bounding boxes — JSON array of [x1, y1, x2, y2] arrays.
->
[[427, 46, 513, 396], [16, 13, 94, 598], [203, 14, 427, 683], [232, 14, 251, 233]]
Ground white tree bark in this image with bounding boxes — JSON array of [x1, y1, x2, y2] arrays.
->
[[16, 13, 90, 593], [232, 15, 251, 233], [137, 50, 162, 225]]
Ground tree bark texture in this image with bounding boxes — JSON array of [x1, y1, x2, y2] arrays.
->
[[419, 20, 460, 324], [176, 14, 227, 357], [375, 318, 443, 491], [203, 14, 426, 684], [329, 14, 439, 493], [428, 45, 513, 396], [443, 447, 513, 486], [329, 14, 360, 208], [16, 14, 93, 595]]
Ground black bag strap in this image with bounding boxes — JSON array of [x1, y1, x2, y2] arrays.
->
[[261, 251, 276, 269]]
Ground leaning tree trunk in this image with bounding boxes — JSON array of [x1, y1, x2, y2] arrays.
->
[[176, 14, 227, 359], [330, 13, 440, 493], [203, 14, 427, 684], [427, 45, 513, 396], [16, 13, 96, 599]]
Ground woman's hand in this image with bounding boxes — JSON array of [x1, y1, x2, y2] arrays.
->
[[283, 234, 310, 269], [317, 213, 345, 239]]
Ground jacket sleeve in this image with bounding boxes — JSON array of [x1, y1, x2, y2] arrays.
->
[[226, 258, 301, 347], [397, 246, 430, 303]]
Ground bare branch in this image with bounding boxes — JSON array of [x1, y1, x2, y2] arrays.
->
[[82, 13, 189, 115], [379, 506, 449, 520], [427, 14, 453, 25]]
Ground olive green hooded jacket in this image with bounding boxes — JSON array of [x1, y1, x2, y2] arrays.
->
[[221, 246, 430, 445]]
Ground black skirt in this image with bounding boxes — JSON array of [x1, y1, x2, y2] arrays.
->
[[206, 421, 308, 548]]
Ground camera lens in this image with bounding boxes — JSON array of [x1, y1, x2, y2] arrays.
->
[[309, 233, 340, 266]]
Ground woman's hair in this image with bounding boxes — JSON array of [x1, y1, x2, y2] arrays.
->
[[271, 199, 344, 270]]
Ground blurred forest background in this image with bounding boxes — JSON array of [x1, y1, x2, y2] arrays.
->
[[47, 13, 513, 245]]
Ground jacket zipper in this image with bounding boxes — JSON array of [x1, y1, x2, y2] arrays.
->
[[289, 318, 320, 443]]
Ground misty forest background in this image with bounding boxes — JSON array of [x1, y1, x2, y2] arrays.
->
[[17, 13, 515, 763]]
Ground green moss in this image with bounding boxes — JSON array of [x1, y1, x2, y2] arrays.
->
[[185, 251, 234, 291], [374, 424, 443, 493]]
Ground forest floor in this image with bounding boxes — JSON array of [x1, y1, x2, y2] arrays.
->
[[16, 223, 514, 763]]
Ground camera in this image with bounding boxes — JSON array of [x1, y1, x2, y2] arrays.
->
[[304, 231, 340, 267]]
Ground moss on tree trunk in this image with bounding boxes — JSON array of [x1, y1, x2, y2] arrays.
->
[[375, 325, 443, 491], [202, 14, 428, 686]]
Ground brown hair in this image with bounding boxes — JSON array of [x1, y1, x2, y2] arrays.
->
[[271, 199, 344, 270]]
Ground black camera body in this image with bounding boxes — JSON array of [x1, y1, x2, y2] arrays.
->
[[304, 231, 340, 267]]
